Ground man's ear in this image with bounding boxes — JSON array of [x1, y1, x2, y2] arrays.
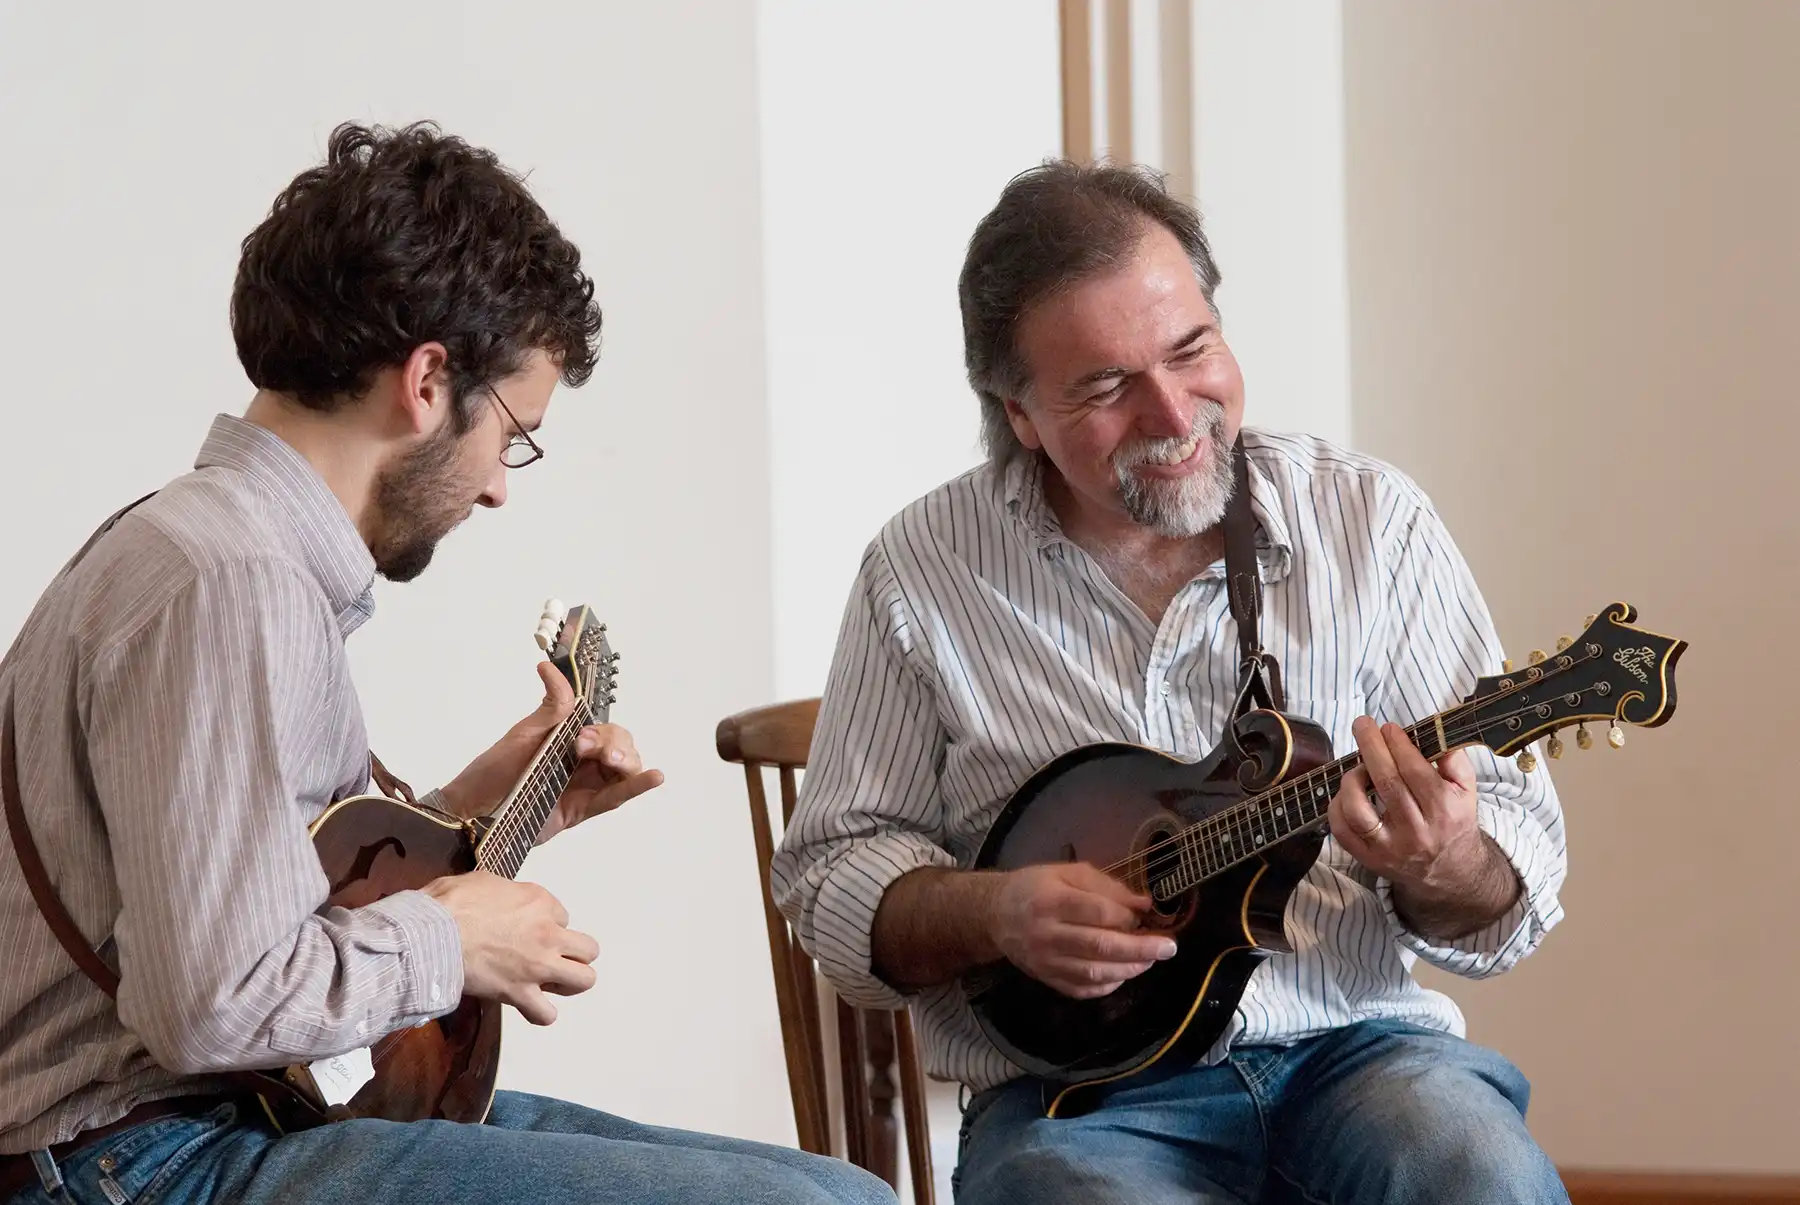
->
[[1003, 396, 1044, 452], [395, 342, 454, 435]]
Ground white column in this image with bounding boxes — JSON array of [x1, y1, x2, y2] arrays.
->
[[1192, 0, 1351, 444]]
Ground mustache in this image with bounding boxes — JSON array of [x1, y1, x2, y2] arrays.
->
[[1113, 403, 1226, 471]]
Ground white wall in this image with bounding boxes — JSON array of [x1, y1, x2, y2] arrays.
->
[[1192, 0, 1350, 445], [756, 0, 1062, 699], [0, 0, 791, 1145], [755, 4, 1061, 1193]]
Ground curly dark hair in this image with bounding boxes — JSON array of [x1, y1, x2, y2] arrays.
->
[[960, 160, 1220, 466], [232, 121, 601, 429]]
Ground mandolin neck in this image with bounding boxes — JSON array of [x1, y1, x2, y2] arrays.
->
[[475, 703, 595, 879], [1150, 711, 1459, 901]]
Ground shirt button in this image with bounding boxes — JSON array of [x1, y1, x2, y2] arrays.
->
[[429, 983, 442, 1004], [1161, 682, 1172, 696]]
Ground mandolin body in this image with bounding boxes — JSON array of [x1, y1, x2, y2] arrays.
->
[[962, 710, 1334, 1117], [272, 795, 501, 1126]]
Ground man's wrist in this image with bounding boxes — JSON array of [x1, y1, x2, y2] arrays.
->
[[1391, 832, 1521, 940], [436, 776, 490, 821]]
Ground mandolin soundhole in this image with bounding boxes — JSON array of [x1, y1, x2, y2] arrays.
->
[[1128, 815, 1197, 927]]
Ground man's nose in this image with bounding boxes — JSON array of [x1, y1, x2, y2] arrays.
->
[[1134, 368, 1192, 439]]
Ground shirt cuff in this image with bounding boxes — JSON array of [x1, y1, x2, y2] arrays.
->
[[808, 834, 957, 1009], [1376, 799, 1564, 978], [362, 889, 466, 1021]]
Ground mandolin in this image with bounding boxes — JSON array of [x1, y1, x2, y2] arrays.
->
[[959, 602, 1686, 1118], [263, 599, 619, 1129]]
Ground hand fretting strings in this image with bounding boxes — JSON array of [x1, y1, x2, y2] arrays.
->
[[359, 695, 598, 1067], [1109, 647, 1609, 900], [476, 698, 599, 880]]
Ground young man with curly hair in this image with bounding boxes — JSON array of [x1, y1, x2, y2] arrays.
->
[[0, 123, 892, 1205]]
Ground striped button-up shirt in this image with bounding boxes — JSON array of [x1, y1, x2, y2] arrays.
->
[[771, 429, 1567, 1093], [0, 415, 462, 1154]]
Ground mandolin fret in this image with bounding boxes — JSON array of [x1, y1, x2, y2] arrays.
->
[[476, 707, 592, 879], [1156, 714, 1444, 899]]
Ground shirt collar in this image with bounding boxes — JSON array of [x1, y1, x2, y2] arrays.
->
[[195, 414, 377, 632], [998, 437, 1295, 583]]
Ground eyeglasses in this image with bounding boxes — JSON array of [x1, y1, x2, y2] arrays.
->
[[487, 385, 545, 469]]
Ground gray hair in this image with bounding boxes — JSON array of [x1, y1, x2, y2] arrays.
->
[[958, 160, 1222, 467]]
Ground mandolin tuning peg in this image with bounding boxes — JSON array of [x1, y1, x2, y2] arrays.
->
[[1516, 749, 1537, 774], [1583, 614, 1597, 629], [1528, 649, 1546, 665], [1555, 635, 1572, 652], [1502, 659, 1514, 674], [1575, 724, 1593, 750], [1607, 723, 1625, 749], [1547, 733, 1564, 760]]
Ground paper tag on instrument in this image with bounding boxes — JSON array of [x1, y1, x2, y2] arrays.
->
[[308, 1045, 375, 1107]]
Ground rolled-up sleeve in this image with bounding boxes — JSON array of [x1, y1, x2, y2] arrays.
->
[[1367, 490, 1568, 978], [86, 559, 463, 1075], [770, 543, 953, 1009]]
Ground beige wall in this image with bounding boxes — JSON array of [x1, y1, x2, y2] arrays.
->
[[1345, 1, 1800, 1172]]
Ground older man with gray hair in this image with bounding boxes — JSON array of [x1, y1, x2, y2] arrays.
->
[[771, 161, 1569, 1204]]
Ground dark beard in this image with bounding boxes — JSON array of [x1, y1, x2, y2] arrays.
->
[[370, 424, 470, 582]]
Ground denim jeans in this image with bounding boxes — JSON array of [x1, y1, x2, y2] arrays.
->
[[953, 1019, 1568, 1204], [7, 1090, 894, 1205]]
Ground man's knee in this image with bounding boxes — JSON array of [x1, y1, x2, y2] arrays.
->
[[1361, 1064, 1565, 1204], [957, 1144, 1133, 1205], [1423, 1130, 1564, 1202], [790, 1156, 899, 1205]]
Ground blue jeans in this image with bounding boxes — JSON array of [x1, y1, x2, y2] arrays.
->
[[7, 1091, 894, 1205], [954, 1019, 1567, 1204]]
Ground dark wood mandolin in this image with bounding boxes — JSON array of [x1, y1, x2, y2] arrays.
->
[[960, 602, 1686, 1117], [261, 600, 619, 1129]]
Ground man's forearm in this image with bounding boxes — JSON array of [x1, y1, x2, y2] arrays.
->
[[871, 867, 1005, 991], [1391, 832, 1522, 941]]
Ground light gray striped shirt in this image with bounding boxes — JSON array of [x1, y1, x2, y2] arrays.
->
[[0, 415, 462, 1154], [771, 429, 1567, 1093]]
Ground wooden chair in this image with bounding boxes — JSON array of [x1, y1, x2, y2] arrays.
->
[[717, 698, 936, 1203]]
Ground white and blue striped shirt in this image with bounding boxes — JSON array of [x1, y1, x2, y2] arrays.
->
[[771, 429, 1568, 1093]]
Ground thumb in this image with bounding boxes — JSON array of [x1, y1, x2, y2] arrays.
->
[[1439, 746, 1477, 790], [1065, 861, 1151, 912], [536, 660, 576, 715]]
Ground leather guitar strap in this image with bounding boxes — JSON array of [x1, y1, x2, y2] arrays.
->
[[2, 698, 120, 998], [1039, 439, 1288, 1119], [0, 493, 384, 1131], [1223, 436, 1285, 716], [2, 688, 327, 1128]]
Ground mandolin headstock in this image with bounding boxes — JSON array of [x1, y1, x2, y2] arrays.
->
[[534, 598, 620, 723], [1458, 602, 1686, 771]]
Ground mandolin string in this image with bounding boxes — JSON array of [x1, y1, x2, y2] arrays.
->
[[1118, 647, 1608, 879], [480, 698, 597, 876], [1113, 651, 1613, 886], [1126, 678, 1597, 886], [1127, 700, 1554, 892], [1128, 707, 1501, 888], [363, 657, 608, 1066], [487, 652, 615, 874], [481, 710, 581, 869], [1127, 684, 1603, 890]]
